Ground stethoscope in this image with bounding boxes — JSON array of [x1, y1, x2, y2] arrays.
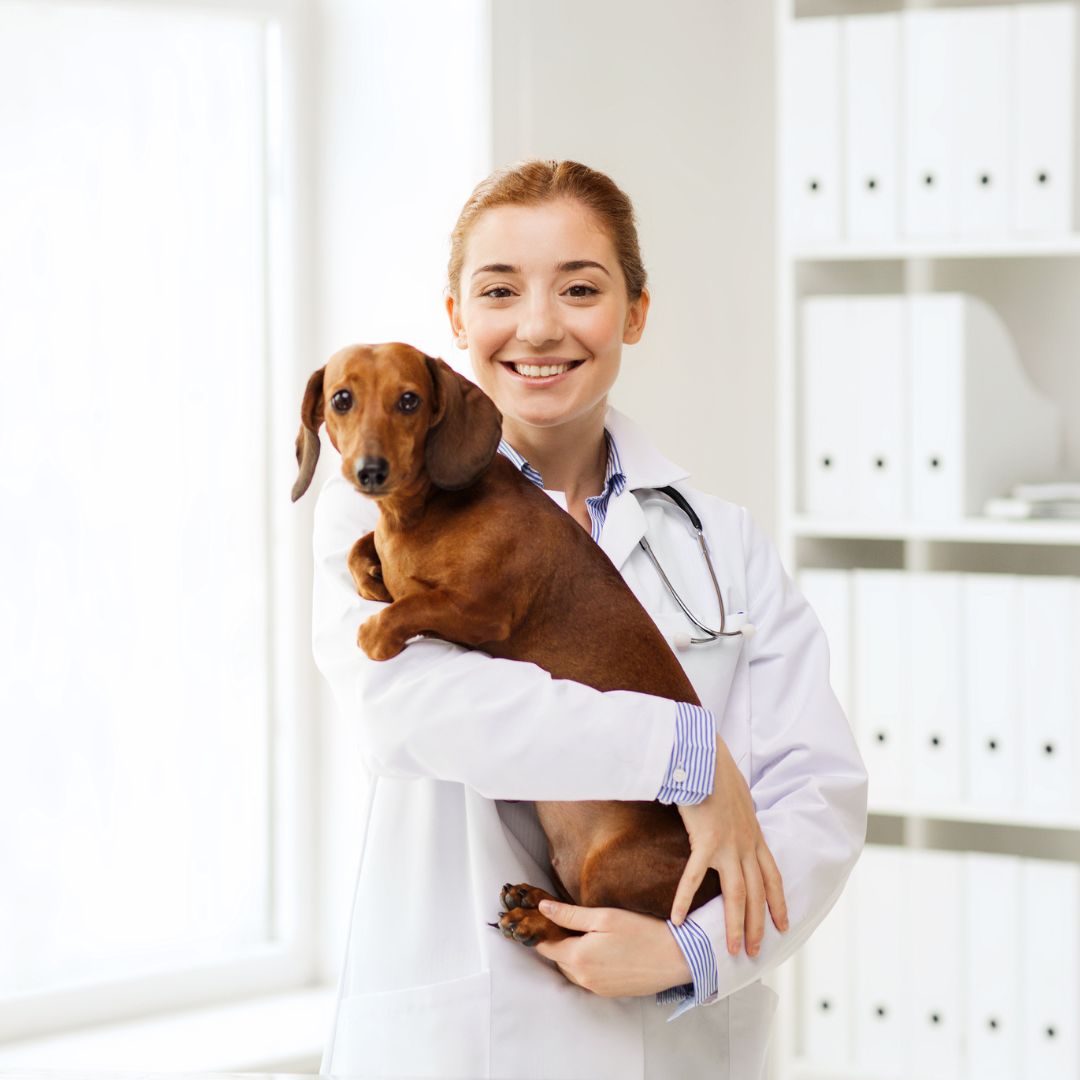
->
[[637, 486, 757, 647]]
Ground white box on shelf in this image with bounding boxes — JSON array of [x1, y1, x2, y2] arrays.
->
[[1013, 3, 1077, 236], [1022, 857, 1080, 1077], [1020, 576, 1080, 819], [902, 9, 958, 238], [907, 849, 965, 1080], [907, 572, 965, 808], [908, 293, 1062, 522], [785, 17, 842, 247], [842, 13, 900, 244], [853, 296, 907, 520], [853, 570, 908, 806], [964, 573, 1022, 813], [951, 6, 1013, 238], [798, 877, 853, 1067], [800, 297, 858, 517], [851, 845, 908, 1074], [966, 853, 1023, 1080]]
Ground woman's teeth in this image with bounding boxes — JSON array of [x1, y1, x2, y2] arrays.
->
[[512, 362, 575, 378]]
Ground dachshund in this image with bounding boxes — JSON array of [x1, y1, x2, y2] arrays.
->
[[292, 342, 720, 947]]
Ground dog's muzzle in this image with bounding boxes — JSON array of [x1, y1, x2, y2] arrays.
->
[[356, 456, 390, 492]]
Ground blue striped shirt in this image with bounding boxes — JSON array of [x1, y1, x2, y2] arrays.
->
[[497, 433, 720, 1018]]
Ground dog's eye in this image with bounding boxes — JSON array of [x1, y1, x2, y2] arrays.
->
[[331, 389, 353, 413], [397, 391, 421, 413]]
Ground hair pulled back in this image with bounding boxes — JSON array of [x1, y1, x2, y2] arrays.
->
[[447, 159, 648, 301]]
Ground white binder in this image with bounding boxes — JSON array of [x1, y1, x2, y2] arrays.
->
[[1013, 3, 1077, 236], [785, 18, 842, 246], [1022, 858, 1080, 1078], [907, 294, 1062, 522], [851, 845, 907, 1073], [842, 13, 900, 244], [951, 7, 1013, 237], [1020, 576, 1080, 820], [906, 850, 964, 1079], [800, 297, 857, 517], [902, 10, 957, 237], [853, 297, 906, 519], [853, 570, 908, 807], [906, 572, 964, 808], [964, 574, 1021, 813], [799, 879, 852, 1066], [798, 569, 852, 721], [966, 852, 1023, 1079]]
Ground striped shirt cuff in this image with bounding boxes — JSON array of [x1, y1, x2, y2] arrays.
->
[[655, 702, 716, 804], [655, 916, 720, 1020]]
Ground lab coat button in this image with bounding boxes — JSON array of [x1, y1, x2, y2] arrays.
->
[[673, 767, 688, 782]]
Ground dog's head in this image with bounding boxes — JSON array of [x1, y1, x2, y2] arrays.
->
[[291, 342, 503, 502]]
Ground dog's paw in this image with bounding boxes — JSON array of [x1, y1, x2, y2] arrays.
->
[[500, 882, 554, 912], [357, 616, 403, 660], [496, 907, 568, 947]]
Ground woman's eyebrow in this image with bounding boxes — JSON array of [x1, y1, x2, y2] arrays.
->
[[471, 259, 611, 278]]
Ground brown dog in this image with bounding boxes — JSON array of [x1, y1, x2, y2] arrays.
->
[[293, 342, 720, 946]]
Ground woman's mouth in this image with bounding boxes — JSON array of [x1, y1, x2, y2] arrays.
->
[[502, 359, 585, 380]]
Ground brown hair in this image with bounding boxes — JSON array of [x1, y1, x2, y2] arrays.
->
[[447, 159, 648, 301]]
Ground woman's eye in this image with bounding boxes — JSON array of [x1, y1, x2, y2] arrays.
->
[[481, 286, 513, 299], [397, 391, 421, 413], [331, 389, 353, 413], [566, 284, 599, 298]]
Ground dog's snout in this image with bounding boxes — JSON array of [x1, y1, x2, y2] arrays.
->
[[356, 456, 390, 492]]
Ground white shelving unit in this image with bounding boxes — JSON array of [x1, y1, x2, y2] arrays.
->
[[769, 2, 1080, 1078]]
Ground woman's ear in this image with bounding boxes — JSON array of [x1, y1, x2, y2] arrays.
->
[[623, 287, 651, 345], [445, 294, 468, 350], [423, 355, 502, 490]]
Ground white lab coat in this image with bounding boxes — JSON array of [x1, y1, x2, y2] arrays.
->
[[312, 406, 868, 1080]]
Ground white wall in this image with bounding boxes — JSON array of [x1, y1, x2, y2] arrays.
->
[[491, 0, 778, 531], [309, 0, 492, 983]]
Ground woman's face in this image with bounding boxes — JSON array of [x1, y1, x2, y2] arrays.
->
[[447, 198, 648, 435]]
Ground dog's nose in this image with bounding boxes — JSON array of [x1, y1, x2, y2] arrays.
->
[[356, 456, 390, 492]]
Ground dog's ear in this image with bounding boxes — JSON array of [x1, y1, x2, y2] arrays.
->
[[291, 366, 326, 502], [423, 355, 502, 490]]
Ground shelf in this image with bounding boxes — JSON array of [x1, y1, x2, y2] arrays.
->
[[791, 235, 1080, 262], [788, 1063, 901, 1080], [869, 801, 1080, 832], [788, 515, 1080, 546]]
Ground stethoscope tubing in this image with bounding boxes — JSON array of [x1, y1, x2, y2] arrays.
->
[[638, 486, 750, 644]]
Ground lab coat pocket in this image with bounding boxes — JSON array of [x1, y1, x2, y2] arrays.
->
[[327, 968, 491, 1078]]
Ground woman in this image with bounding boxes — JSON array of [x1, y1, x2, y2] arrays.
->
[[312, 160, 868, 1079]]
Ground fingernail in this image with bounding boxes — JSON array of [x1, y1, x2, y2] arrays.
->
[[539, 900, 555, 915]]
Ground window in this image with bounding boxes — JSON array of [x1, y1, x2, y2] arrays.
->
[[0, 0, 310, 1039]]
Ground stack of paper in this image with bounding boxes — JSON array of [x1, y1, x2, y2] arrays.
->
[[985, 482, 1080, 520]]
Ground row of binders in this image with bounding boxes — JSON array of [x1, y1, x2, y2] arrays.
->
[[800, 293, 1061, 522], [799, 568, 1080, 821], [801, 844, 1079, 1079], [785, 4, 1079, 246]]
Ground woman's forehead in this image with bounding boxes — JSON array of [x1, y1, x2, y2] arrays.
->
[[464, 200, 615, 267]]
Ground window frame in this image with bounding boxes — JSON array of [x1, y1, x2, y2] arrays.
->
[[0, 0, 319, 1043]]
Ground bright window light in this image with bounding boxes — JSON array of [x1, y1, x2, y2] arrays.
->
[[0, 1, 274, 996]]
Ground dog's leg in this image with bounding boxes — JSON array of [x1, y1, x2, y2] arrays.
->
[[495, 883, 577, 946], [357, 589, 512, 660], [348, 532, 392, 603]]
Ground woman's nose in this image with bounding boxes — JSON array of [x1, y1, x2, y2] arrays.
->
[[515, 294, 563, 348]]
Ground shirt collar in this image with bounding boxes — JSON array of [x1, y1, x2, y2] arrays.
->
[[497, 430, 627, 502]]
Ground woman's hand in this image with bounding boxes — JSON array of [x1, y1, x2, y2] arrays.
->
[[671, 734, 789, 957], [533, 901, 691, 997]]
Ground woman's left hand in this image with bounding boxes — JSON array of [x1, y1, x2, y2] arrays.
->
[[533, 900, 692, 997]]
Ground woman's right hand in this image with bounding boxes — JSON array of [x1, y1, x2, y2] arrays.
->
[[670, 734, 789, 957]]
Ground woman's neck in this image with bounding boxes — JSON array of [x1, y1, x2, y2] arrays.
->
[[502, 405, 609, 511]]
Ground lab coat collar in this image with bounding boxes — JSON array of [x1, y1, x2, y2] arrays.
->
[[599, 407, 691, 571]]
